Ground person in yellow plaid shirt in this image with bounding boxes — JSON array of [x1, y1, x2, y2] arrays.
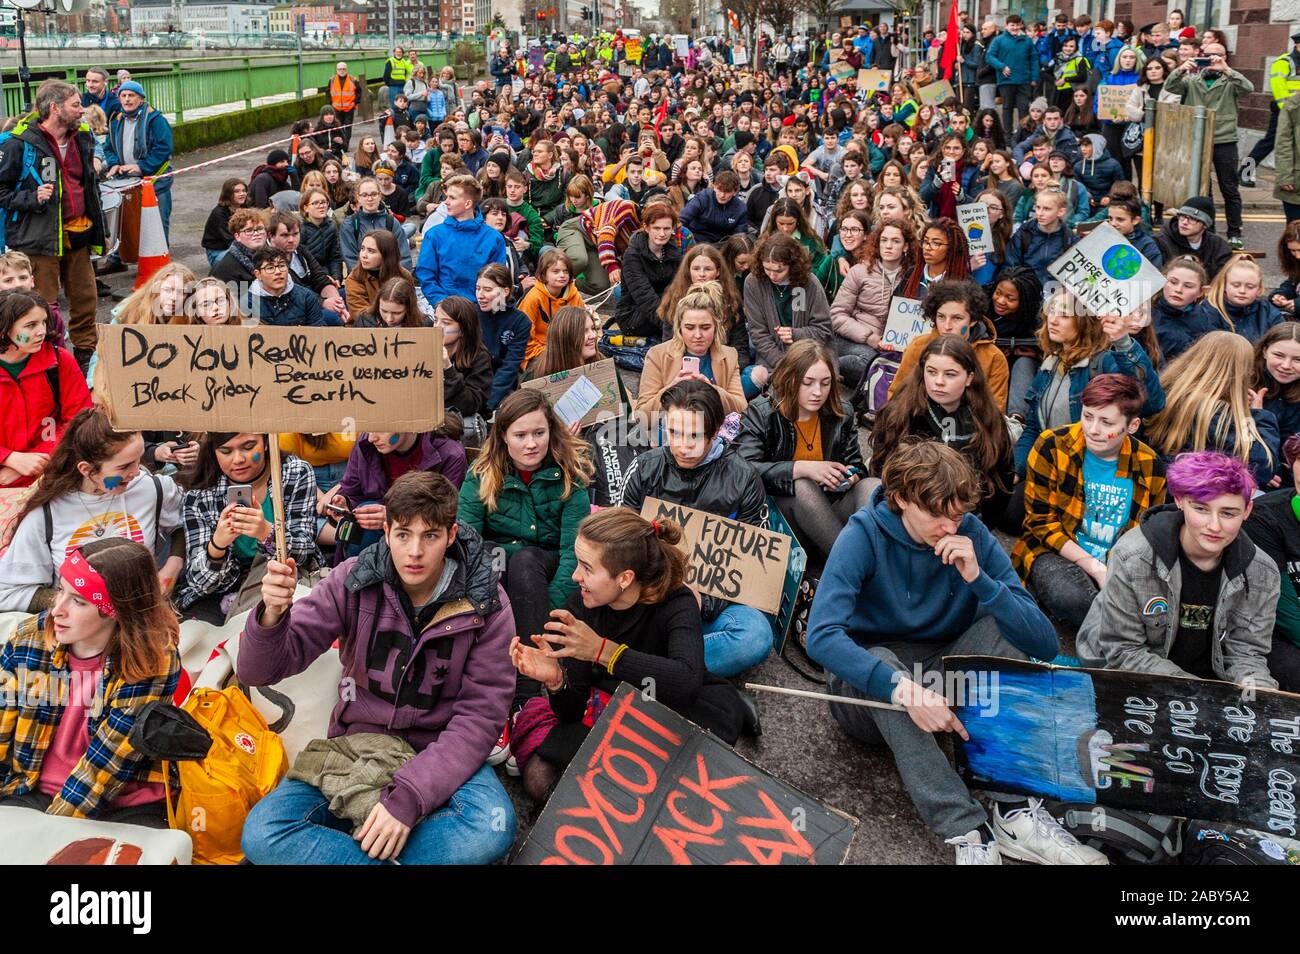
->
[[1012, 373, 1166, 632]]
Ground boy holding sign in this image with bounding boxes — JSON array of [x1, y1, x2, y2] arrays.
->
[[806, 442, 1090, 866]]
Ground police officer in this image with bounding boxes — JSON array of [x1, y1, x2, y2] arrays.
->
[[1241, 30, 1300, 187]]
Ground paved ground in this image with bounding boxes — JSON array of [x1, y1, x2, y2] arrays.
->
[[92, 122, 1297, 865]]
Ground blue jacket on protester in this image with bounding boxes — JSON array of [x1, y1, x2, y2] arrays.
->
[[81, 88, 120, 121], [415, 213, 507, 306], [476, 303, 532, 411], [985, 32, 1039, 87], [1124, 223, 1165, 270], [249, 278, 331, 327], [1266, 395, 1300, 463], [1004, 219, 1078, 284], [1072, 133, 1125, 202], [805, 485, 1058, 702], [104, 104, 173, 194], [679, 188, 749, 244], [1215, 298, 1285, 344], [1152, 295, 1232, 364], [1014, 335, 1165, 473], [1089, 37, 1126, 76]]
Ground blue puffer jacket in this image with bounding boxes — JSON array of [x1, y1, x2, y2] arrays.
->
[[1072, 133, 1125, 202], [1014, 335, 1165, 473], [1004, 219, 1078, 283], [986, 32, 1039, 87], [1153, 295, 1231, 363], [1126, 223, 1164, 271], [249, 277, 332, 326], [1217, 298, 1285, 344]]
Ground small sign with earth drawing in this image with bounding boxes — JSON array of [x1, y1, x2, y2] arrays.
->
[[1047, 222, 1165, 317]]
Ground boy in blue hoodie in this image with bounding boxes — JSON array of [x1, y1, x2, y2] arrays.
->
[[1074, 133, 1125, 209], [1005, 187, 1079, 285], [416, 174, 508, 306], [806, 441, 1098, 865]]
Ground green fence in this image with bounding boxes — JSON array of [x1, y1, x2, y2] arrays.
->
[[2, 48, 455, 122]]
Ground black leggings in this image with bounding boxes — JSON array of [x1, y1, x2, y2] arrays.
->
[[496, 546, 562, 710], [1269, 638, 1300, 694], [0, 790, 169, 828]]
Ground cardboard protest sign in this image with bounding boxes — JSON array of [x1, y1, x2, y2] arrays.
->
[[96, 324, 443, 434], [950, 656, 1300, 833], [839, 14, 853, 29], [673, 34, 688, 56], [858, 68, 891, 92], [916, 79, 954, 107], [639, 497, 791, 615], [732, 44, 749, 66], [1096, 85, 1132, 122], [1047, 222, 1166, 316], [956, 202, 994, 256], [514, 684, 858, 864], [618, 60, 634, 77], [626, 38, 642, 62], [830, 61, 855, 85], [879, 296, 926, 353], [828, 46, 846, 64], [766, 500, 807, 653], [521, 357, 623, 429]]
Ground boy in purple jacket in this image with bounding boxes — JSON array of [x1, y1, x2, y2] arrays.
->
[[239, 471, 517, 865]]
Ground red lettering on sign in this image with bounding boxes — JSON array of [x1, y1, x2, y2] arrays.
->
[[679, 752, 750, 813], [734, 789, 817, 864], [651, 820, 727, 863], [549, 824, 615, 864], [585, 690, 683, 794]]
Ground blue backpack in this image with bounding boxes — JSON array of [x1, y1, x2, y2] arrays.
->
[[0, 134, 41, 253]]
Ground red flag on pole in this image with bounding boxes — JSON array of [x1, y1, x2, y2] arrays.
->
[[938, 0, 961, 80], [653, 97, 668, 137]]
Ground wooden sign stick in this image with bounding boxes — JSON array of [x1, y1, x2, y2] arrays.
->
[[267, 436, 287, 564], [745, 682, 905, 711]]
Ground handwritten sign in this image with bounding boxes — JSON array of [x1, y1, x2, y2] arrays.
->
[[732, 44, 749, 66], [879, 296, 925, 353], [639, 497, 791, 615], [626, 38, 642, 63], [514, 684, 858, 864], [673, 34, 688, 57], [521, 357, 622, 429], [828, 47, 846, 64], [765, 500, 807, 653], [96, 324, 443, 433], [916, 78, 954, 107], [1047, 222, 1165, 316], [830, 61, 855, 85], [951, 656, 1300, 832], [858, 68, 891, 92], [956, 202, 994, 256], [1097, 85, 1132, 122]]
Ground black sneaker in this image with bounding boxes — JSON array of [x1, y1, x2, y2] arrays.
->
[[95, 257, 127, 276], [96, 278, 112, 298]]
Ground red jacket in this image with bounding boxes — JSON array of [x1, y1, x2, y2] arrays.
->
[[0, 342, 92, 486]]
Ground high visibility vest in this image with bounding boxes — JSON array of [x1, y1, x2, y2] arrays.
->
[[1269, 52, 1300, 105], [329, 74, 357, 112], [898, 98, 919, 127], [387, 57, 411, 83]]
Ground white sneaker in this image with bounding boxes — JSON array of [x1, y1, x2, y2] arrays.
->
[[487, 721, 511, 767], [992, 798, 1109, 865], [505, 753, 520, 777], [946, 829, 1002, 865]]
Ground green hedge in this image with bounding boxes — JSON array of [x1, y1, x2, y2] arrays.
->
[[173, 92, 328, 154]]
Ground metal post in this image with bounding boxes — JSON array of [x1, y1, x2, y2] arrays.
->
[[295, 14, 305, 100], [1188, 103, 1207, 198], [172, 63, 183, 123], [16, 10, 31, 111], [387, 0, 396, 50], [243, 55, 253, 110]]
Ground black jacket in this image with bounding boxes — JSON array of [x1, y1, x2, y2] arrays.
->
[[288, 243, 335, 297], [0, 118, 105, 257], [201, 204, 234, 252], [734, 397, 864, 498], [302, 217, 343, 280], [1155, 214, 1232, 281], [443, 346, 494, 418], [614, 230, 683, 339]]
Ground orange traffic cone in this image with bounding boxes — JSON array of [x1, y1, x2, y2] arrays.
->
[[133, 178, 170, 289]]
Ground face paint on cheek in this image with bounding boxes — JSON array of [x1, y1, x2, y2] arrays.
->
[[14, 332, 31, 345], [388, 435, 401, 446], [101, 475, 123, 490], [251, 452, 262, 463]]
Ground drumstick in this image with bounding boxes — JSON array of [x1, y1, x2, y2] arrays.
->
[[744, 682, 905, 711]]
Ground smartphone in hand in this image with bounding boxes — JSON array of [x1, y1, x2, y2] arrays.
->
[[226, 484, 254, 509], [681, 355, 700, 376]]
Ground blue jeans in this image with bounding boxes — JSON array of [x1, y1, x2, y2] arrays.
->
[[206, 249, 225, 267], [741, 365, 765, 400], [156, 187, 172, 242], [702, 603, 773, 677], [241, 764, 516, 865]]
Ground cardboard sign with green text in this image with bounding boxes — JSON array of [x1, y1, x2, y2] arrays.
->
[[916, 79, 954, 107], [639, 497, 791, 615]]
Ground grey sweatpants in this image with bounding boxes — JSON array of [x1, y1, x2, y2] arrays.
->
[[826, 615, 1032, 840]]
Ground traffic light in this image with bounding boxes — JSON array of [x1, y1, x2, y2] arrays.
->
[[581, 5, 591, 20]]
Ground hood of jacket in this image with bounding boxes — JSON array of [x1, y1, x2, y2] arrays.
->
[[1138, 503, 1257, 583], [1083, 132, 1107, 158], [346, 520, 502, 617]]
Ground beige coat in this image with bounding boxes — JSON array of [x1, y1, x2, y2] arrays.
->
[[633, 337, 746, 422]]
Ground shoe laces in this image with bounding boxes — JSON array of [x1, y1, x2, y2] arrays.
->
[[1004, 798, 1082, 849], [945, 831, 996, 864]]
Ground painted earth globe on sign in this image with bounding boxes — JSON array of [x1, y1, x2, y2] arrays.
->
[[1101, 244, 1142, 281]]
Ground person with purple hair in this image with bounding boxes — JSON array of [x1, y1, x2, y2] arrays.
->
[[1242, 433, 1300, 691], [1078, 450, 1279, 691]]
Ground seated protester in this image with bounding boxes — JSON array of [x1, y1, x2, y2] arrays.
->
[[415, 174, 507, 307], [636, 282, 746, 425], [239, 472, 517, 865], [520, 249, 585, 369], [1255, 324, 1300, 461], [736, 340, 871, 562], [210, 208, 269, 285], [0, 538, 180, 826], [1011, 164, 1057, 224], [458, 390, 593, 741], [1242, 434, 1300, 691], [299, 188, 344, 281], [614, 202, 685, 340], [0, 409, 185, 614], [474, 263, 531, 412], [341, 178, 413, 271], [480, 197, 533, 295], [544, 173, 595, 237], [529, 305, 602, 382], [554, 198, 642, 297], [967, 189, 1013, 286], [657, 245, 739, 343], [1200, 253, 1285, 345], [805, 441, 1080, 866], [620, 381, 773, 678], [525, 139, 569, 224], [1004, 186, 1079, 285], [759, 198, 831, 280], [435, 296, 493, 442], [1077, 451, 1279, 692], [175, 432, 318, 624], [249, 248, 333, 327], [384, 139, 420, 195], [1012, 374, 1167, 633], [816, 208, 872, 302], [279, 430, 356, 539], [991, 267, 1047, 421], [1146, 331, 1280, 488], [888, 278, 1010, 410], [0, 292, 91, 489], [1271, 223, 1300, 318], [1105, 195, 1162, 270], [603, 153, 667, 208], [202, 178, 248, 267], [267, 210, 347, 323], [918, 134, 981, 220], [502, 168, 545, 259], [372, 161, 414, 231], [354, 277, 431, 329], [1072, 134, 1124, 209], [743, 232, 833, 395], [1153, 256, 1226, 364], [872, 336, 1015, 523], [1044, 151, 1091, 228], [1155, 197, 1231, 281], [679, 170, 748, 245], [344, 230, 416, 317], [179, 276, 246, 327], [898, 217, 970, 300], [830, 220, 918, 388], [1014, 291, 1165, 475], [507, 508, 749, 802], [249, 149, 297, 209]]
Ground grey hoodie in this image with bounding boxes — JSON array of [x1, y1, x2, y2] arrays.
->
[[1077, 505, 1279, 689]]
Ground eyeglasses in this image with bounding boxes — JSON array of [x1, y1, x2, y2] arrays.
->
[[840, 226, 865, 235], [237, 226, 266, 236], [922, 237, 949, 248], [257, 262, 288, 273]]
